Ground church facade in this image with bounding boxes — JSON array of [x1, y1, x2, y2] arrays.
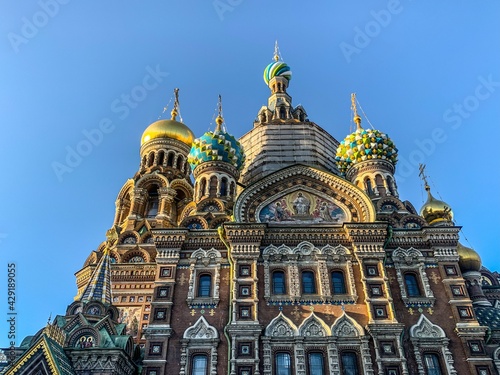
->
[[6, 47, 500, 375]]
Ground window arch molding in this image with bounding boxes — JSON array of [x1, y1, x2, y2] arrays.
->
[[262, 312, 374, 375], [262, 242, 357, 305], [410, 314, 457, 375], [392, 247, 435, 307], [187, 248, 222, 308], [180, 316, 219, 375]]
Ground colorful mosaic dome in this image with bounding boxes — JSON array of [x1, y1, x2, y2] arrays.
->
[[263, 61, 292, 85], [335, 128, 398, 175], [188, 118, 245, 171]]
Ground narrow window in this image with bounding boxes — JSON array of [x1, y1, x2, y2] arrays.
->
[[272, 271, 286, 294], [167, 152, 174, 167], [220, 177, 228, 196], [147, 152, 155, 167], [275, 352, 292, 375], [341, 352, 360, 375], [198, 274, 212, 297], [332, 271, 347, 294], [423, 353, 443, 375], [308, 352, 325, 375], [404, 273, 421, 297], [191, 354, 208, 375], [302, 271, 316, 294], [176, 155, 184, 170], [209, 176, 218, 196], [365, 179, 374, 195], [146, 186, 159, 218], [199, 178, 207, 199], [157, 151, 165, 166]]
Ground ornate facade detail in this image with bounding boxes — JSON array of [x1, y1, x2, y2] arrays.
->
[[392, 247, 435, 308], [410, 315, 457, 375]]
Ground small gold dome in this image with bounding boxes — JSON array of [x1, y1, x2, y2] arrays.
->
[[457, 242, 481, 273], [141, 119, 195, 146], [419, 186, 453, 226]]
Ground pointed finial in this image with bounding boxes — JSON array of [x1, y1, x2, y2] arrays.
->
[[171, 88, 180, 120], [47, 313, 52, 325], [215, 94, 223, 132], [351, 93, 362, 129], [418, 164, 430, 191], [273, 40, 280, 62]]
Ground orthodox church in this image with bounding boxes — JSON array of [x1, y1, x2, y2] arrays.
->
[[6, 45, 500, 375]]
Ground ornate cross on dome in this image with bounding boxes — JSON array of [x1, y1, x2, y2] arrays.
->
[[351, 93, 362, 129], [418, 163, 430, 189], [273, 40, 280, 61], [215, 94, 224, 131], [171, 88, 180, 120]]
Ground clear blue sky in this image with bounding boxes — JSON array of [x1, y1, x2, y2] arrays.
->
[[0, 1, 499, 346]]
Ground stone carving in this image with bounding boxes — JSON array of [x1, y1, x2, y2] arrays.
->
[[265, 312, 298, 337], [298, 313, 330, 337], [410, 314, 444, 339], [331, 312, 364, 337], [183, 316, 218, 340]]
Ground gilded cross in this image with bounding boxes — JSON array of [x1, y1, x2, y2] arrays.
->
[[429, 271, 441, 285], [178, 272, 187, 286]]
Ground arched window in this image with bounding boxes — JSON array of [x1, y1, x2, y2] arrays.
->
[[191, 354, 208, 375], [280, 106, 286, 119], [157, 151, 165, 166], [404, 273, 421, 297], [209, 176, 218, 197], [275, 352, 292, 375], [146, 186, 159, 218], [199, 178, 207, 199], [340, 352, 360, 375], [387, 176, 395, 195], [272, 271, 286, 294], [308, 352, 325, 375], [220, 177, 228, 196], [229, 181, 235, 196], [167, 152, 174, 167], [423, 353, 443, 375], [197, 274, 212, 297], [147, 152, 155, 167], [141, 155, 146, 167], [365, 179, 374, 195], [331, 271, 347, 294], [177, 155, 184, 170], [302, 271, 316, 294]]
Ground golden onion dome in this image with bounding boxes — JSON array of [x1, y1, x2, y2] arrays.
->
[[457, 242, 481, 273], [141, 119, 194, 146], [419, 185, 454, 226]]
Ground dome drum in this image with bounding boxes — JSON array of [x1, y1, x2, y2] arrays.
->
[[345, 158, 395, 181], [191, 160, 240, 179]]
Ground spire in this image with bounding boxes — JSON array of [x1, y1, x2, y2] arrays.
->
[[273, 40, 280, 61], [215, 94, 223, 132], [171, 88, 180, 121], [351, 93, 362, 130], [78, 226, 120, 305]]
